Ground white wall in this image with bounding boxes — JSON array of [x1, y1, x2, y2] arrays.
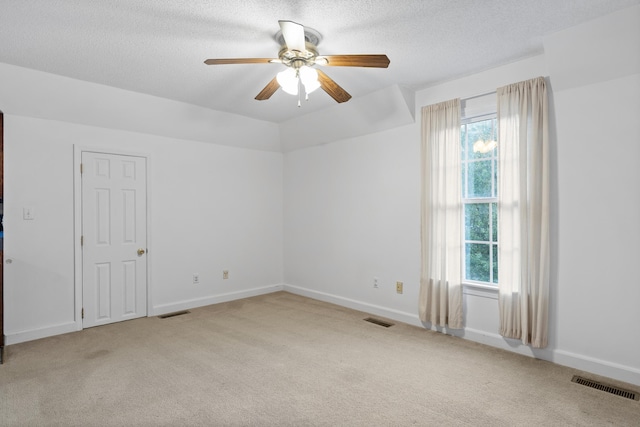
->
[[546, 4, 640, 379], [284, 125, 421, 324], [284, 6, 640, 386], [3, 89, 284, 345], [551, 72, 640, 382], [0, 62, 281, 152]]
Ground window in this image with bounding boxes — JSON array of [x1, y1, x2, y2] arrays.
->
[[461, 116, 498, 285]]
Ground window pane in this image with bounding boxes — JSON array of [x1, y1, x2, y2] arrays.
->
[[465, 203, 490, 241], [461, 117, 498, 285], [467, 160, 492, 198], [461, 125, 467, 159], [466, 120, 495, 160], [492, 244, 499, 284], [491, 202, 498, 242], [493, 157, 498, 198], [461, 162, 467, 199], [465, 243, 490, 282]]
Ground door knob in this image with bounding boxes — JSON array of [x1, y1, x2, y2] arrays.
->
[[137, 248, 146, 256]]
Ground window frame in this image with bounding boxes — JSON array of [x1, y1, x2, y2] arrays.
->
[[460, 113, 499, 289]]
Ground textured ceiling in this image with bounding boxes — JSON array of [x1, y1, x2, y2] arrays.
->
[[0, 0, 638, 123]]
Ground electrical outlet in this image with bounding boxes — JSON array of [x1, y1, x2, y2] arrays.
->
[[193, 273, 200, 284], [373, 277, 379, 288], [396, 281, 403, 294], [23, 207, 35, 220], [223, 270, 229, 280]]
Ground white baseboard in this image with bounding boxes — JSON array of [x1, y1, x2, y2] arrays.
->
[[284, 284, 422, 327], [551, 349, 640, 387], [460, 327, 640, 386], [5, 285, 284, 346], [283, 283, 640, 387], [5, 321, 79, 345], [151, 284, 284, 316]]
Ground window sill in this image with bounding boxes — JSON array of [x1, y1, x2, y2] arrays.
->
[[463, 282, 498, 299]]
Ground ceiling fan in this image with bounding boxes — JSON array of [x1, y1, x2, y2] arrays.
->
[[204, 20, 390, 105]]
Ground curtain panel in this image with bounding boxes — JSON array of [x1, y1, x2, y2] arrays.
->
[[497, 76, 550, 348], [419, 99, 463, 329]]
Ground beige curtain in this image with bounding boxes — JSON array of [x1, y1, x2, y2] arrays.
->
[[419, 99, 463, 329], [497, 77, 550, 348]]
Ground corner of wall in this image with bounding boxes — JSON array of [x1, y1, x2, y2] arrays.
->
[[543, 4, 640, 91], [280, 85, 415, 152]]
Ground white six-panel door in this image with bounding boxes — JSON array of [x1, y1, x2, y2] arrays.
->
[[81, 152, 147, 328]]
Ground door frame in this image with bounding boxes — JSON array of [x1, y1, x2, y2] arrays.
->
[[73, 145, 152, 331]]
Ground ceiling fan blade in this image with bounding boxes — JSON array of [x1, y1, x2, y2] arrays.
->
[[204, 58, 278, 65], [255, 76, 280, 101], [317, 69, 352, 103], [316, 54, 390, 68], [278, 20, 306, 52]]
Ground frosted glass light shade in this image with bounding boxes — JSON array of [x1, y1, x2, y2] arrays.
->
[[299, 66, 320, 94], [277, 68, 298, 95]]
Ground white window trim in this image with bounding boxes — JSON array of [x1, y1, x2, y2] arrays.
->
[[461, 113, 499, 289], [463, 282, 498, 299]]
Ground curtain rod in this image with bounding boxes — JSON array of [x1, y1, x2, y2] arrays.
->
[[462, 90, 496, 102], [462, 76, 549, 101]]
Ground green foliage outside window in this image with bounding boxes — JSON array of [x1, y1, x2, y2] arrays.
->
[[462, 118, 498, 284]]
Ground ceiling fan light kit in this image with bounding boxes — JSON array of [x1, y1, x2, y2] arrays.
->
[[204, 20, 390, 106], [299, 66, 320, 93], [276, 68, 299, 95], [276, 65, 320, 105]]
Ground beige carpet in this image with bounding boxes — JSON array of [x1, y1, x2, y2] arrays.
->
[[1, 291, 638, 426]]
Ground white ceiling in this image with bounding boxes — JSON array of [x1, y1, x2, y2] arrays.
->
[[1, 0, 638, 124]]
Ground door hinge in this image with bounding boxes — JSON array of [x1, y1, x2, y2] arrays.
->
[[81, 308, 84, 319], [80, 163, 83, 174], [81, 235, 83, 246]]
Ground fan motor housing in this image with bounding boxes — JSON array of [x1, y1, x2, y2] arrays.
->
[[278, 44, 319, 68], [275, 26, 322, 48], [276, 26, 322, 68]]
